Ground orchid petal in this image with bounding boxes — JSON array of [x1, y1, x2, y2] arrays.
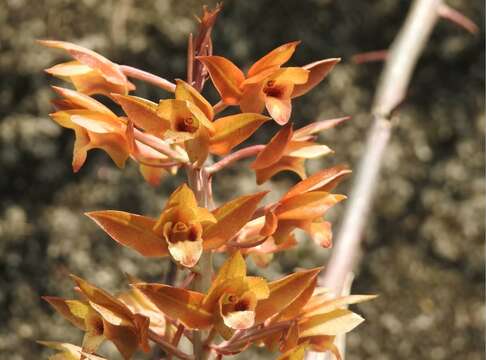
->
[[197, 55, 245, 104]]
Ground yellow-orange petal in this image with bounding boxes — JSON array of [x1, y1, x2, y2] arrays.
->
[[85, 131, 129, 169], [255, 268, 321, 323], [165, 183, 199, 211], [72, 69, 132, 96], [275, 192, 346, 221], [42, 297, 87, 330], [276, 276, 317, 323], [51, 86, 116, 116], [185, 126, 210, 168], [285, 142, 333, 159], [70, 275, 132, 320], [68, 111, 125, 134], [196, 56, 245, 105], [251, 123, 293, 170], [260, 210, 278, 237], [265, 96, 292, 125], [203, 192, 267, 250], [167, 238, 203, 268], [303, 294, 377, 318], [134, 283, 212, 329], [255, 156, 306, 185], [102, 320, 141, 359], [209, 113, 270, 155], [309, 221, 333, 248], [175, 79, 214, 120], [52, 111, 128, 172], [292, 58, 340, 98], [223, 310, 255, 330], [113, 94, 170, 136], [39, 40, 127, 86], [299, 309, 364, 337], [283, 165, 351, 200], [240, 82, 266, 114], [292, 116, 350, 141], [212, 250, 247, 286], [270, 67, 309, 85], [45, 60, 92, 77], [85, 210, 169, 257], [248, 41, 301, 78]]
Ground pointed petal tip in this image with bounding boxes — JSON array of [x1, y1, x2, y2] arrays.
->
[[130, 282, 148, 290], [44, 68, 55, 74], [69, 274, 83, 284], [84, 211, 100, 220], [285, 40, 302, 47], [41, 295, 57, 303], [36, 39, 52, 46], [307, 266, 324, 277]]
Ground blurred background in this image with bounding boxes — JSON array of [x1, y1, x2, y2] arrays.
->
[[0, 0, 484, 359]]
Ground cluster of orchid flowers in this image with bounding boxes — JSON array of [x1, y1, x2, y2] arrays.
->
[[39, 5, 374, 360]]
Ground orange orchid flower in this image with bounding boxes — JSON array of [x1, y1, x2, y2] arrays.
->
[[251, 116, 350, 184], [134, 251, 322, 339], [262, 178, 348, 245], [197, 41, 340, 124], [207, 265, 321, 356], [39, 40, 135, 96], [267, 290, 377, 359], [49, 86, 130, 172], [86, 184, 266, 267], [231, 284, 375, 359], [43, 275, 150, 360], [49, 86, 181, 185], [226, 165, 350, 253], [114, 79, 271, 166]]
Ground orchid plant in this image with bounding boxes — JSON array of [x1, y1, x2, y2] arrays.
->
[[39, 5, 375, 360]]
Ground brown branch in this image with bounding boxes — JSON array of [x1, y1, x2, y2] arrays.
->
[[351, 50, 388, 64], [119, 65, 176, 92], [320, 0, 443, 331], [206, 145, 265, 174], [438, 4, 479, 34]]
